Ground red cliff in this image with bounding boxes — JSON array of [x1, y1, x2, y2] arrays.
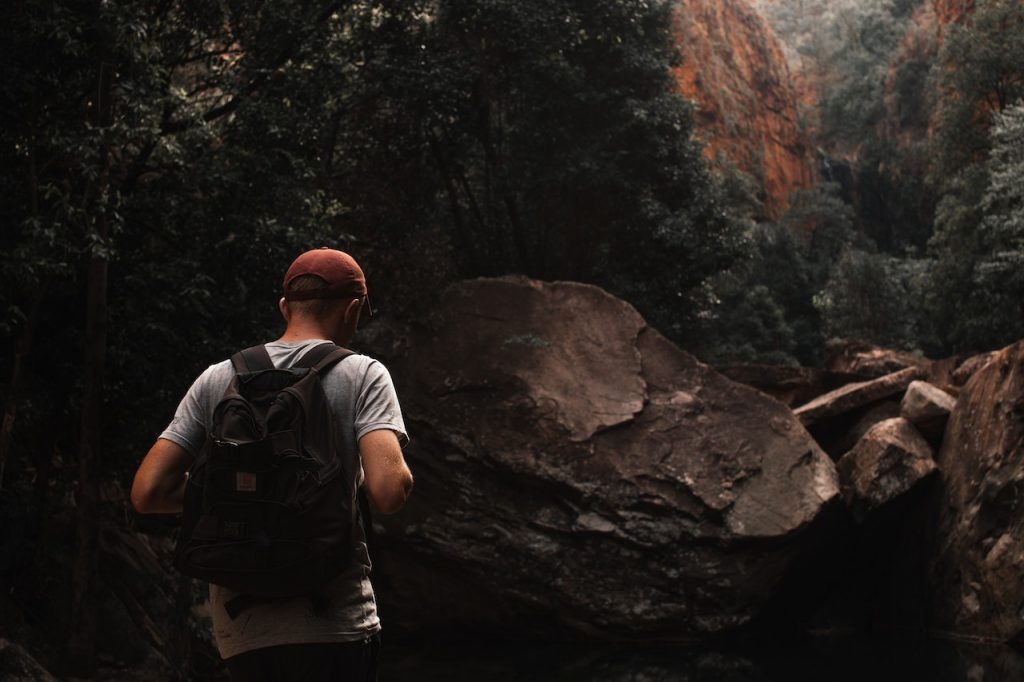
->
[[672, 0, 816, 219]]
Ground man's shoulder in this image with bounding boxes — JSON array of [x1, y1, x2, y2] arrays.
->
[[323, 351, 389, 385], [189, 359, 234, 397]]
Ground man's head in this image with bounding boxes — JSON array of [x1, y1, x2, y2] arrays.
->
[[279, 247, 369, 345]]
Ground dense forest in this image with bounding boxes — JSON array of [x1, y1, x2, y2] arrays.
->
[[1, 0, 1023, 678], [739, 0, 1024, 363]]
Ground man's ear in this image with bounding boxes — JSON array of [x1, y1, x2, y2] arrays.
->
[[278, 297, 290, 322], [344, 297, 361, 324]]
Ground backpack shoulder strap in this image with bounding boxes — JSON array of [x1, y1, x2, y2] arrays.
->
[[230, 345, 274, 374], [294, 342, 357, 373], [312, 347, 357, 374], [293, 342, 340, 369]]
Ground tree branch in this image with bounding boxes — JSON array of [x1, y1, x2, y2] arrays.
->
[[161, 1, 345, 134]]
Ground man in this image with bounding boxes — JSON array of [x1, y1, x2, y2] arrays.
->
[[131, 247, 413, 681]]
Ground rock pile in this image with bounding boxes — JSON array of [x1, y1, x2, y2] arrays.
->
[[787, 360, 955, 525]]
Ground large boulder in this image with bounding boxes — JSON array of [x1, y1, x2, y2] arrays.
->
[[836, 417, 937, 522], [929, 340, 1024, 644], [371, 276, 839, 639]]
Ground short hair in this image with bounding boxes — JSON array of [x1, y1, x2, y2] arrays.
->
[[285, 274, 353, 318]]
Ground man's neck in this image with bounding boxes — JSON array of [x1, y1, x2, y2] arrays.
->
[[277, 324, 333, 344]]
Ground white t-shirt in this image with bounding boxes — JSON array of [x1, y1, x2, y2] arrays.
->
[[159, 339, 408, 659]]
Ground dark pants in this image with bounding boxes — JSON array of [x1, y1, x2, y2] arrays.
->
[[225, 634, 380, 682]]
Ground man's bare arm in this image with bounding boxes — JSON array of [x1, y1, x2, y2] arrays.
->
[[130, 438, 192, 514], [359, 429, 413, 514]]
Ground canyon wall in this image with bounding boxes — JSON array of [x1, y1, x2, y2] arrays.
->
[[672, 0, 816, 219]]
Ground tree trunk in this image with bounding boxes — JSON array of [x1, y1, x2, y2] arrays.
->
[[0, 284, 44, 491], [0, 94, 46, 490], [66, 50, 114, 675]]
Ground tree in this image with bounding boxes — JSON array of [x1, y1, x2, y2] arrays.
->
[[926, 0, 1024, 352], [812, 248, 929, 349], [817, 0, 914, 151], [929, 0, 1024, 183], [1, 0, 351, 673], [974, 99, 1024, 341], [2, 1, 746, 671]]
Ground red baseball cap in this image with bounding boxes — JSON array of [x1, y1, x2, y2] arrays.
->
[[283, 247, 368, 301]]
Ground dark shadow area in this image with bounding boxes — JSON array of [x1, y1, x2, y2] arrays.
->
[[379, 635, 1024, 682]]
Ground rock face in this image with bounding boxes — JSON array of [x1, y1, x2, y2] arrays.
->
[[900, 380, 956, 445], [836, 418, 937, 522], [929, 340, 1024, 644], [372, 276, 839, 639], [671, 0, 815, 219]]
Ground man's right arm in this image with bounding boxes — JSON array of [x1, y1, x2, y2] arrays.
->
[[131, 438, 192, 514], [359, 429, 413, 514]]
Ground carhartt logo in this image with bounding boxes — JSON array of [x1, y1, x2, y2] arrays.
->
[[236, 472, 257, 492]]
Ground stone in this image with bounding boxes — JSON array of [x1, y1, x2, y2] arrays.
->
[[929, 339, 1024, 645], [794, 366, 925, 427], [900, 380, 956, 446], [836, 417, 937, 522], [0, 639, 58, 682], [372, 276, 839, 640]]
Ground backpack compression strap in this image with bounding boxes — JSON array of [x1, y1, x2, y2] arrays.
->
[[230, 345, 275, 374]]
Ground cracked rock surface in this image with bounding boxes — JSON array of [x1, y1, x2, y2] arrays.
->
[[372, 276, 838, 639], [836, 417, 937, 522], [929, 340, 1024, 645]]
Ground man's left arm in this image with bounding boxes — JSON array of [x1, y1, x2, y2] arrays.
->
[[131, 438, 192, 514]]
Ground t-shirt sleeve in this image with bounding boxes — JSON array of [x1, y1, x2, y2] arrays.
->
[[354, 360, 409, 447], [159, 367, 214, 456]]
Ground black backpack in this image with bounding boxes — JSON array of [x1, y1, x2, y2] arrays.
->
[[175, 342, 360, 615]]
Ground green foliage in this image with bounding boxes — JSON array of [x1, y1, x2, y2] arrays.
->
[[817, 0, 914, 150], [699, 221, 817, 366], [341, 0, 743, 337], [973, 99, 1024, 341], [925, 0, 1024, 352], [813, 248, 934, 350], [1, 0, 737, 476], [0, 0, 369, 474], [928, 0, 1024, 184], [781, 183, 868, 281]]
